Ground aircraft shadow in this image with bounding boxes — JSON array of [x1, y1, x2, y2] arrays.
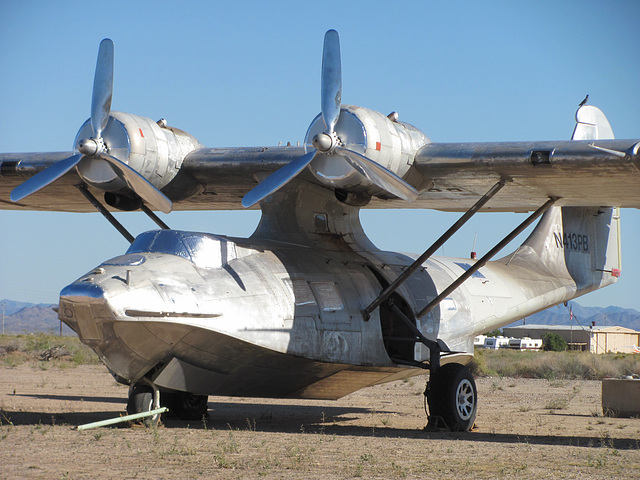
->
[[175, 402, 640, 451], [2, 400, 638, 451], [195, 413, 640, 451], [12, 393, 125, 404], [0, 409, 125, 427]]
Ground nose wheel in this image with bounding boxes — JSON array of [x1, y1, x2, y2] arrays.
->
[[426, 363, 477, 431], [126, 384, 161, 427]]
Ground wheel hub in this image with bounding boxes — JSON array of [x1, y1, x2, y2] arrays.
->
[[456, 379, 475, 420]]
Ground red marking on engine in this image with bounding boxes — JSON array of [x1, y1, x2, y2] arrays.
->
[[612, 268, 621, 277], [139, 128, 144, 138], [375, 141, 381, 151]]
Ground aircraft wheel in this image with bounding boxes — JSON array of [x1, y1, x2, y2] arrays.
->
[[126, 384, 160, 427], [162, 392, 208, 420], [427, 363, 477, 431]]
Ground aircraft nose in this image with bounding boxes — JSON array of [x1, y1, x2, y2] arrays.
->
[[58, 264, 182, 384], [59, 282, 110, 343]]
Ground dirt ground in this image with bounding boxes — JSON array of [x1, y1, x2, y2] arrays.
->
[[0, 363, 639, 479]]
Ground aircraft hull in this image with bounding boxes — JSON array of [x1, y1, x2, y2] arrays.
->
[[59, 287, 431, 399], [58, 200, 619, 400], [58, 230, 447, 399]]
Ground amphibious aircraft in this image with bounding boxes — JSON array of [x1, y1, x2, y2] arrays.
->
[[1, 30, 638, 431]]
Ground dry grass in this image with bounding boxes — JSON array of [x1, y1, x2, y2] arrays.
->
[[0, 334, 98, 367], [471, 348, 640, 380], [3, 368, 639, 480], [3, 334, 639, 382]]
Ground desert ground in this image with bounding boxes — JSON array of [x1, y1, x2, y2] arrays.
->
[[1, 363, 639, 479]]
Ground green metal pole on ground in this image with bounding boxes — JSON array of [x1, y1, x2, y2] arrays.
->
[[76, 407, 168, 430]]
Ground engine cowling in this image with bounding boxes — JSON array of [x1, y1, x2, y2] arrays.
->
[[304, 105, 430, 195], [73, 112, 202, 199]]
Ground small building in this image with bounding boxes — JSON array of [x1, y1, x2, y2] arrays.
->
[[502, 324, 640, 354]]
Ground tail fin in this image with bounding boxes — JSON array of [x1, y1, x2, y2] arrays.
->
[[559, 206, 620, 294], [566, 102, 621, 290], [506, 102, 621, 299], [572, 104, 615, 140], [504, 205, 621, 301]]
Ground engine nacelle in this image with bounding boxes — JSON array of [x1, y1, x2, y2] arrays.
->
[[304, 105, 430, 195], [73, 111, 202, 196]]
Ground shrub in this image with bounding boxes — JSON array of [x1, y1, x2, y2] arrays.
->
[[543, 332, 567, 352], [473, 349, 640, 379], [469, 348, 497, 376], [0, 334, 99, 365]]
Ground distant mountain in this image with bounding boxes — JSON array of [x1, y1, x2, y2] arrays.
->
[[1, 299, 54, 316], [1, 300, 75, 335], [506, 303, 640, 331]]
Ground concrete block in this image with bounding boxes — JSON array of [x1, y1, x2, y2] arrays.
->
[[602, 378, 640, 417]]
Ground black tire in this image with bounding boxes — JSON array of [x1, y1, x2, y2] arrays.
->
[[126, 384, 160, 427], [427, 363, 477, 431], [162, 391, 208, 421]]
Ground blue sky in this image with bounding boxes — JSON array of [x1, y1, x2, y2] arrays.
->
[[1, 1, 640, 314]]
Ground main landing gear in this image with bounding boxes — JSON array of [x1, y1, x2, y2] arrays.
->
[[362, 181, 555, 432], [126, 381, 209, 426], [426, 363, 477, 431]]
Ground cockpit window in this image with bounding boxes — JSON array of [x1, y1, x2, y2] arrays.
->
[[126, 230, 236, 269]]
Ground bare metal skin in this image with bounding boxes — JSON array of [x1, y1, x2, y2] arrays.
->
[[0, 30, 632, 430]]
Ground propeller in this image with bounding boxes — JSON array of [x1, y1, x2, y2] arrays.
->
[[10, 39, 173, 214], [242, 30, 418, 208]]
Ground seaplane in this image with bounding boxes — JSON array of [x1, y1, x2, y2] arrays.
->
[[1, 30, 637, 431]]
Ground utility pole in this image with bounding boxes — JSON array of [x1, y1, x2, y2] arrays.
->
[[2, 300, 5, 336]]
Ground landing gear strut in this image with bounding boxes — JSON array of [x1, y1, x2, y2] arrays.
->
[[426, 363, 477, 431]]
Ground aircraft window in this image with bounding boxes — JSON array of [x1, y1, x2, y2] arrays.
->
[[454, 262, 486, 279], [310, 282, 344, 311], [103, 254, 146, 266], [126, 231, 236, 269], [283, 279, 317, 306], [182, 235, 237, 269], [441, 298, 457, 311], [149, 231, 192, 261]]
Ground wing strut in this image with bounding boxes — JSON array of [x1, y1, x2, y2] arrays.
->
[[416, 196, 558, 319], [140, 204, 170, 230], [77, 185, 135, 244], [363, 178, 508, 319]]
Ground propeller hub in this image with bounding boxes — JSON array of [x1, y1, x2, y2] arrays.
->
[[312, 132, 337, 152], [78, 137, 106, 157]]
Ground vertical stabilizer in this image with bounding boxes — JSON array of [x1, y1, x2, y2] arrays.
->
[[559, 206, 621, 293], [572, 104, 615, 140], [506, 101, 621, 299], [501, 205, 621, 304]]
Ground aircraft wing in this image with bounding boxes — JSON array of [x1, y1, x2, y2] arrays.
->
[[410, 138, 640, 212], [2, 138, 639, 213], [3, 36, 639, 215], [0, 147, 304, 212]]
